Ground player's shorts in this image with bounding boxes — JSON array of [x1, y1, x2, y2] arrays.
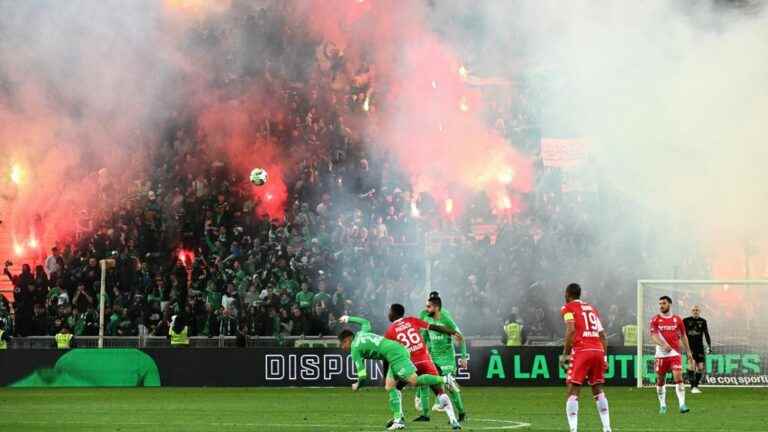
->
[[414, 359, 440, 376], [387, 354, 417, 381], [655, 355, 683, 375], [691, 350, 706, 364], [566, 350, 605, 386], [432, 354, 457, 376]]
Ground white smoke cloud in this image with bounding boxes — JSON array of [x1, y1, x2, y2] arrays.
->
[[457, 0, 768, 276]]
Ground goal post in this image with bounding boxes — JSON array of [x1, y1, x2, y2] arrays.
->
[[636, 280, 643, 389], [636, 279, 768, 388]]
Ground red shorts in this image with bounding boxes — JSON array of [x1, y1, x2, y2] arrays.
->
[[414, 359, 439, 376], [655, 355, 682, 376], [566, 350, 605, 386]]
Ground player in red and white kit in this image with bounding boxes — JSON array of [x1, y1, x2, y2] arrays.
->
[[559, 283, 612, 432], [385, 303, 462, 430], [650, 295, 694, 414]]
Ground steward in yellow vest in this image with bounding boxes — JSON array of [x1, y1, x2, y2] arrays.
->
[[502, 314, 525, 346], [55, 325, 74, 349], [168, 314, 189, 347], [622, 324, 638, 346], [0, 319, 9, 349]]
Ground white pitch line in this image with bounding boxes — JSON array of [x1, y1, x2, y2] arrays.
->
[[2, 419, 758, 432], [476, 418, 532, 429], [0, 418, 533, 430], [0, 421, 342, 429], [521, 428, 754, 432], [5, 419, 753, 432], [353, 418, 532, 431]]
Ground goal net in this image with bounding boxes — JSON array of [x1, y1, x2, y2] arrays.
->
[[636, 280, 768, 388]]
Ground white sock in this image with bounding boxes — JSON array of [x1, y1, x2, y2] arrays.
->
[[566, 395, 579, 431], [594, 392, 611, 431], [657, 386, 667, 408], [675, 383, 686, 407], [438, 393, 458, 423]]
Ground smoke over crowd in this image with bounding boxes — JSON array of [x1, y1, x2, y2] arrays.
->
[[479, 0, 768, 278], [0, 1, 765, 338]]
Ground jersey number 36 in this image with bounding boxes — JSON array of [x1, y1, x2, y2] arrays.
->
[[396, 328, 421, 348]]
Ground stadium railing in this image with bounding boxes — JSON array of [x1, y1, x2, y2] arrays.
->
[[7, 336, 507, 349]]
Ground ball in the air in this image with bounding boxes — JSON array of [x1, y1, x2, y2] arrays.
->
[[250, 168, 268, 186]]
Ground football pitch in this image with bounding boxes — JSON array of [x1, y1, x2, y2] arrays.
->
[[0, 387, 765, 431]]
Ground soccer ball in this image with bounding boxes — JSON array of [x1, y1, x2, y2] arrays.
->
[[249, 168, 268, 186]]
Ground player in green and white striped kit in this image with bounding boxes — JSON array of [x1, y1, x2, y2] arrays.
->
[[338, 315, 460, 430], [416, 292, 469, 422]]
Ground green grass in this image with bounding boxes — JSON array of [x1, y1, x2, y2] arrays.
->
[[0, 387, 765, 431]]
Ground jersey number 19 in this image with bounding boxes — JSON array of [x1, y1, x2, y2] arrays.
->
[[581, 312, 599, 331]]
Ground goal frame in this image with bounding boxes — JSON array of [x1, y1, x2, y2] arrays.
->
[[636, 279, 768, 388]]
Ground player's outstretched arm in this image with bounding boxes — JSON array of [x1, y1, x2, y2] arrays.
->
[[350, 346, 368, 391], [456, 337, 469, 369], [428, 323, 458, 337], [459, 335, 468, 364], [435, 314, 468, 358], [340, 315, 372, 333]]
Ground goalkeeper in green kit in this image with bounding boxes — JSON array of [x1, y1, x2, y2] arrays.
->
[[415, 292, 469, 422], [338, 314, 460, 430]]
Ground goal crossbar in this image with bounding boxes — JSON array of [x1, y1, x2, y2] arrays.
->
[[638, 279, 766, 285]]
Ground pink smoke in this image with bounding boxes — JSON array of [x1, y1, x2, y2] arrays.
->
[[291, 0, 533, 215]]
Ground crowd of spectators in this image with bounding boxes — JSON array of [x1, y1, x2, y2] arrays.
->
[[1, 2, 695, 344], [2, 3, 428, 341]]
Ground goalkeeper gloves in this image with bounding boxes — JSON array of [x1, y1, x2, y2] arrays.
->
[[339, 315, 350, 324]]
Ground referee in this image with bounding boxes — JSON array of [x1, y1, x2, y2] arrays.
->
[[683, 305, 711, 393]]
